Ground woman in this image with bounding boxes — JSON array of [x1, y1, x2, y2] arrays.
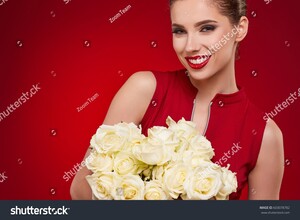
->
[[71, 0, 284, 200]]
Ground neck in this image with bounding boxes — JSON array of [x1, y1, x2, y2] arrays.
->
[[189, 59, 238, 104]]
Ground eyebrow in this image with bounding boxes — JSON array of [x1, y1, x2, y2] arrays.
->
[[172, 20, 218, 28]]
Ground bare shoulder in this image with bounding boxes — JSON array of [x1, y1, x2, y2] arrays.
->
[[126, 71, 156, 94], [248, 119, 284, 199], [103, 71, 157, 125], [116, 71, 156, 103], [258, 118, 284, 170], [258, 119, 284, 173], [262, 119, 283, 147], [128, 71, 156, 84]]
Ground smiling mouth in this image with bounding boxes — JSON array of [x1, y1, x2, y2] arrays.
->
[[185, 55, 211, 70]]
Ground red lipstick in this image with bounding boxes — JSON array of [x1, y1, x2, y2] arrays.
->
[[185, 55, 211, 70]]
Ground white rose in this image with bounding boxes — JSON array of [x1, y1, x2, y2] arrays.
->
[[166, 117, 198, 141], [85, 150, 113, 172], [112, 174, 145, 200], [90, 122, 144, 155], [147, 126, 178, 145], [151, 165, 166, 181], [183, 166, 222, 200], [113, 152, 148, 176], [144, 180, 171, 200], [216, 165, 238, 200], [172, 141, 190, 162], [189, 135, 215, 160], [119, 123, 145, 152], [85, 172, 116, 200], [163, 162, 188, 199], [132, 141, 172, 166], [182, 150, 212, 168], [142, 166, 153, 181], [133, 128, 177, 165]]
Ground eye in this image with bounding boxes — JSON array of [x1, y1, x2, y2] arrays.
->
[[172, 28, 186, 35], [200, 25, 216, 32]]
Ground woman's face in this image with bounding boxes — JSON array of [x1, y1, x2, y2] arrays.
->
[[171, 0, 243, 80]]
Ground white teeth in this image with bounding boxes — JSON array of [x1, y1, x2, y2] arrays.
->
[[189, 57, 208, 64]]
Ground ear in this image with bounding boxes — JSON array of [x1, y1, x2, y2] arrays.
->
[[235, 16, 249, 43]]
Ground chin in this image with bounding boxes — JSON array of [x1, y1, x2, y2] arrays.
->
[[182, 63, 214, 81], [188, 70, 214, 81], [178, 57, 213, 79]]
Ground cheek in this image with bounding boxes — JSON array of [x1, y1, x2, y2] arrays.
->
[[212, 31, 236, 55], [207, 33, 224, 46], [213, 41, 236, 66], [172, 38, 185, 54]]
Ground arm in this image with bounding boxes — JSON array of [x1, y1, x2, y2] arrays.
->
[[70, 71, 156, 200], [248, 119, 284, 200]]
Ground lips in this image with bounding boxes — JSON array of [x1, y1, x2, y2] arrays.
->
[[185, 55, 211, 70]]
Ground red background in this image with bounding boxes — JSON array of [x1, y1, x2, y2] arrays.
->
[[0, 0, 299, 200]]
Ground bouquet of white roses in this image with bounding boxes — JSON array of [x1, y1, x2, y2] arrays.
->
[[85, 117, 237, 200]]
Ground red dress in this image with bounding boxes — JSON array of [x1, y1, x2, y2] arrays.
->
[[140, 69, 266, 200]]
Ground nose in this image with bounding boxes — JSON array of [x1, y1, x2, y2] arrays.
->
[[185, 33, 200, 53]]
